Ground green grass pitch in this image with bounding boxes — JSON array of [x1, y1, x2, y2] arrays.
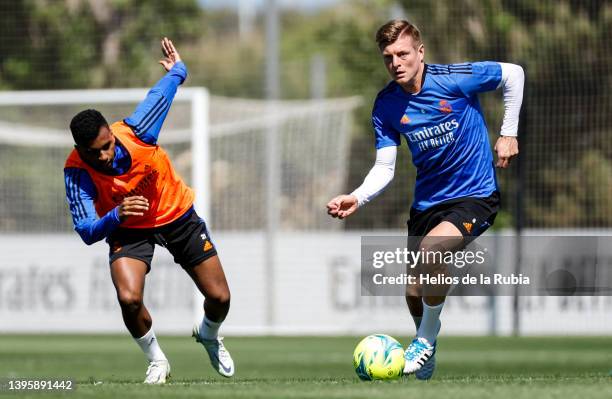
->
[[0, 335, 610, 398]]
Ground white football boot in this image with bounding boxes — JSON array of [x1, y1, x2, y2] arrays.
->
[[192, 324, 235, 377], [143, 359, 171, 384]]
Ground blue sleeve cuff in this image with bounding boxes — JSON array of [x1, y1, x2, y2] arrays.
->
[[375, 142, 400, 150], [170, 61, 188, 83], [111, 206, 121, 224], [75, 207, 121, 245]]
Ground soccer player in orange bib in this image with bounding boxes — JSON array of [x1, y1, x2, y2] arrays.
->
[[64, 38, 234, 383]]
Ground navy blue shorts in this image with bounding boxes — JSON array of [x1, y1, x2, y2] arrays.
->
[[408, 191, 500, 238]]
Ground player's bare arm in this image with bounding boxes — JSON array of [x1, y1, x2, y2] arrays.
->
[[494, 136, 519, 169], [159, 37, 181, 72]]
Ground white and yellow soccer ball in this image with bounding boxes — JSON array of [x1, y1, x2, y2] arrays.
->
[[353, 334, 405, 381]]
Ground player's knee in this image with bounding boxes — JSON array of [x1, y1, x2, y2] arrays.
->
[[217, 291, 231, 307], [209, 289, 231, 308], [117, 289, 143, 312]]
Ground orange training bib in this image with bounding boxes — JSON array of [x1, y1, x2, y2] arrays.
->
[[64, 121, 194, 228]]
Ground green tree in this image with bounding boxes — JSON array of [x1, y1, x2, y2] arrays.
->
[[0, 0, 203, 89]]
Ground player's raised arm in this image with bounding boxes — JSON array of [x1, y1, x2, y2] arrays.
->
[[124, 37, 188, 145], [159, 37, 181, 71]]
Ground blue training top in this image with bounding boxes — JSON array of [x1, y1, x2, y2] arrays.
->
[[372, 62, 502, 211]]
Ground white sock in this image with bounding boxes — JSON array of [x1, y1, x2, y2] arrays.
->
[[199, 315, 222, 340], [417, 300, 443, 344], [135, 328, 167, 362]]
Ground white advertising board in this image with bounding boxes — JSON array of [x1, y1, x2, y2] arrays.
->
[[1, 232, 611, 336]]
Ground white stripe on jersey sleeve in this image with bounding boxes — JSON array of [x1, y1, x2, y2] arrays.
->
[[497, 62, 525, 137]]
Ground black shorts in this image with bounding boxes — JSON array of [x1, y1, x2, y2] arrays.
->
[[408, 191, 500, 238], [107, 208, 217, 272]]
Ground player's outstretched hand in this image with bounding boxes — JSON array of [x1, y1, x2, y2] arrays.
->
[[159, 37, 181, 72], [494, 136, 519, 168], [118, 196, 149, 222], [326, 194, 358, 220]]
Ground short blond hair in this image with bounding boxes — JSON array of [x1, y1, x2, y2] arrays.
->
[[375, 19, 422, 50]]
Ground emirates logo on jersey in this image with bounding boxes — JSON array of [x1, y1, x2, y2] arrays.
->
[[439, 100, 452, 114], [400, 114, 410, 125]]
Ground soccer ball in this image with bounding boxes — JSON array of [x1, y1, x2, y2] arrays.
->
[[353, 334, 405, 381]]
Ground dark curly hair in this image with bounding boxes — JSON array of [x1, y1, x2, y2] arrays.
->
[[70, 109, 108, 146]]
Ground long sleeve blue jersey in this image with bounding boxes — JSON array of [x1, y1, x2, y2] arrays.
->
[[64, 62, 187, 245]]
